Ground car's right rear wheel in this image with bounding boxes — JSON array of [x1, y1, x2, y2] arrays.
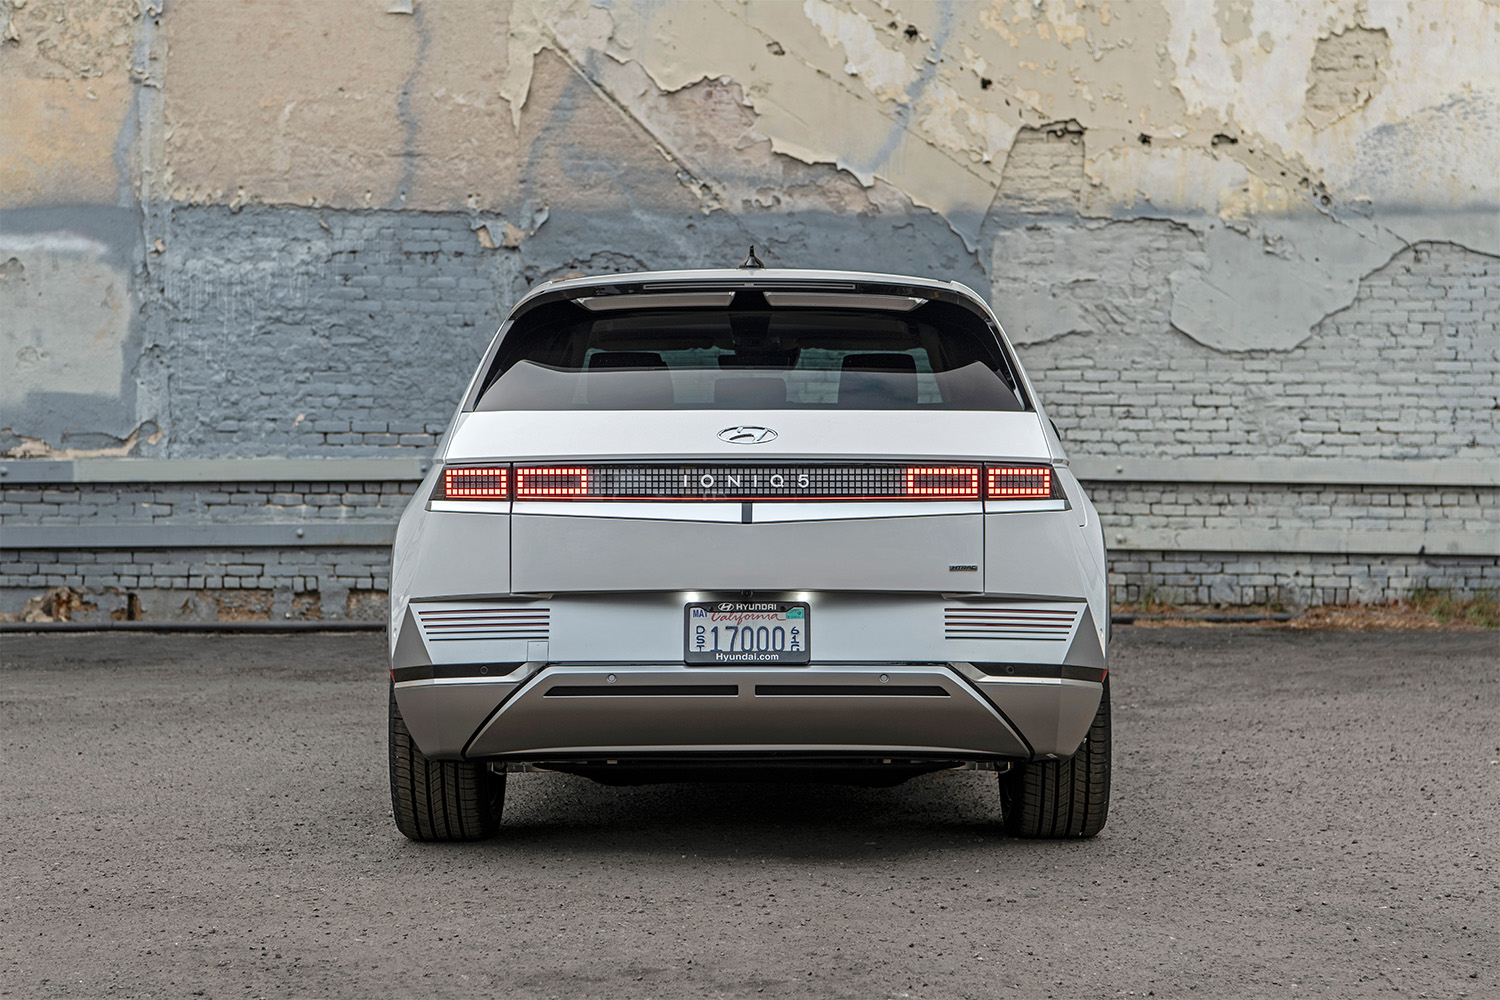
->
[[999, 677, 1111, 838], [389, 686, 504, 841]]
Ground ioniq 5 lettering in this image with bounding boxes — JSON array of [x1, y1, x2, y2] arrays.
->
[[388, 259, 1111, 840]]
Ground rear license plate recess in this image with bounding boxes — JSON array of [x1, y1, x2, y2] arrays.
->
[[685, 601, 810, 665]]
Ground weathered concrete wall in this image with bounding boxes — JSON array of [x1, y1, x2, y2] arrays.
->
[[2, 0, 1496, 616]]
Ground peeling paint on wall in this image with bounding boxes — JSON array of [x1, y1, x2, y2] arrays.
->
[[4, 420, 161, 460], [484, 0, 1496, 348], [2, 0, 1498, 609], [1, 0, 1497, 429]]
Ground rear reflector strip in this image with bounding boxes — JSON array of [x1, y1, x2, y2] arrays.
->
[[970, 663, 1107, 683], [393, 662, 525, 683]]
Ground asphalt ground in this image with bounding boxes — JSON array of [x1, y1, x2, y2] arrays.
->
[[2, 628, 1496, 1000]]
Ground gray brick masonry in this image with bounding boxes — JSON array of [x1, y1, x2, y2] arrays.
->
[[1013, 242, 1498, 461], [0, 547, 392, 622], [1084, 482, 1497, 537], [152, 208, 524, 459], [0, 481, 418, 526], [1107, 551, 1498, 609], [1, 219, 1495, 618]]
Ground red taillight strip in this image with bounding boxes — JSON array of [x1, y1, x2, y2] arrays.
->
[[516, 466, 590, 498], [905, 466, 981, 499], [442, 467, 508, 499], [434, 463, 1060, 502], [987, 466, 1053, 499]]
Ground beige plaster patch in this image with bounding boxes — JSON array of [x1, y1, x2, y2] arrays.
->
[[160, 1, 692, 215], [509, 0, 1189, 244], [162, 0, 421, 209], [0, 0, 138, 205]]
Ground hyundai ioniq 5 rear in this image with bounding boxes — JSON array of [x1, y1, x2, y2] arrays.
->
[[388, 265, 1111, 840]]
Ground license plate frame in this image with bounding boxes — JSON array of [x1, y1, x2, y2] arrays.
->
[[684, 601, 810, 665]]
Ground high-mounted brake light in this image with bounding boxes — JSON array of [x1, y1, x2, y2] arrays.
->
[[987, 466, 1055, 499], [516, 466, 591, 498], [905, 466, 981, 499], [440, 467, 509, 500]]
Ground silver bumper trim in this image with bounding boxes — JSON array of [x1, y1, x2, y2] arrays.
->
[[452, 663, 1060, 760], [392, 661, 1103, 761]]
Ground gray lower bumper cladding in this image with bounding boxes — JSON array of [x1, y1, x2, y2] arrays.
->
[[393, 662, 1103, 763]]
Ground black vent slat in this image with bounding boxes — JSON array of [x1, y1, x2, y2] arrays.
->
[[544, 685, 737, 697], [754, 684, 949, 697]]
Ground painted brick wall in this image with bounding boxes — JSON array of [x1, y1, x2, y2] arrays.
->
[[0, 546, 392, 622], [150, 217, 1500, 466], [3, 236, 1497, 619], [153, 208, 523, 458], [7, 541, 1494, 621], [4, 0, 1498, 620], [1107, 552, 1498, 609], [1011, 241, 1499, 460], [1084, 482, 1497, 537], [0, 481, 418, 525]]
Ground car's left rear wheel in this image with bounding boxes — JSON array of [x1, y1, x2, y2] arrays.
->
[[998, 677, 1111, 838], [388, 686, 504, 841]]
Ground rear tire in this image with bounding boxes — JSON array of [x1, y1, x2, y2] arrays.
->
[[999, 677, 1111, 838], [389, 686, 504, 841]]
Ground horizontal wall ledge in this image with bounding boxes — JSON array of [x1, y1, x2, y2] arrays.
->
[[2, 522, 1493, 557], [0, 523, 396, 550], [1069, 456, 1499, 487], [0, 457, 429, 484], [0, 455, 1494, 488], [1108, 527, 1497, 557]]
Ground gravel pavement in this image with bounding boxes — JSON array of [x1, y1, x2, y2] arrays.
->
[[2, 627, 1496, 999]]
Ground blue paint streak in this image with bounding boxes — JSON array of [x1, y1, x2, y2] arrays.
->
[[391, 4, 431, 210], [854, 2, 957, 179]]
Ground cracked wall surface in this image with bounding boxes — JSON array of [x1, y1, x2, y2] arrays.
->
[[3, 0, 1493, 454], [1, 0, 1496, 610]]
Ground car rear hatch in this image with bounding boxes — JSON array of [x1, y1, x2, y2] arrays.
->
[[442, 408, 1053, 594]]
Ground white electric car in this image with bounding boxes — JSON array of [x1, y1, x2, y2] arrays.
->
[[388, 261, 1110, 841]]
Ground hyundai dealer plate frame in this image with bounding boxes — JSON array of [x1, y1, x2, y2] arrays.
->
[[684, 601, 811, 665]]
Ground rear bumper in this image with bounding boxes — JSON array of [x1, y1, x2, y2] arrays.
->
[[393, 661, 1103, 763]]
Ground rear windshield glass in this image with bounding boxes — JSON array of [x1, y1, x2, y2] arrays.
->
[[473, 295, 1027, 411]]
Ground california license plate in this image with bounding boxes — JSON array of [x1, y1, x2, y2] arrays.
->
[[684, 602, 810, 664]]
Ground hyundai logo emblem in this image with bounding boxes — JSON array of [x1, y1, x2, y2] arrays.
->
[[718, 425, 778, 445]]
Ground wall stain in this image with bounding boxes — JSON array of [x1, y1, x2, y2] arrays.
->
[[391, 1, 430, 209]]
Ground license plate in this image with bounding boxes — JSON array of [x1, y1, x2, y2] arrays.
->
[[684, 602, 810, 664]]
